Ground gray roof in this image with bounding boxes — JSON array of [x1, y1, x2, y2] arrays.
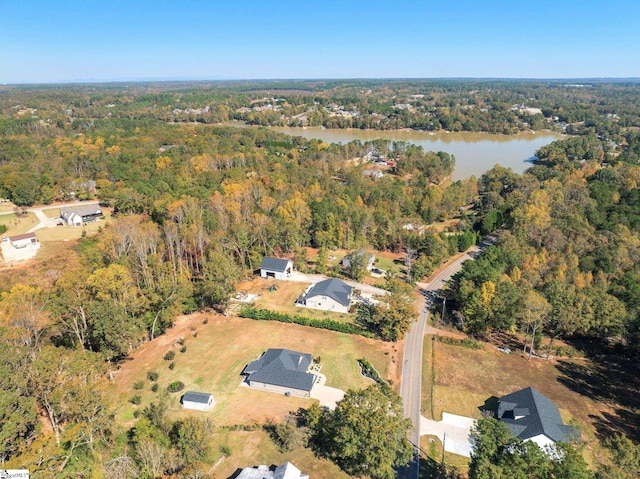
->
[[260, 257, 292, 273], [60, 204, 102, 219], [306, 278, 352, 307], [305, 278, 353, 306], [497, 387, 578, 443], [182, 391, 212, 404], [341, 250, 375, 269], [244, 349, 316, 392]]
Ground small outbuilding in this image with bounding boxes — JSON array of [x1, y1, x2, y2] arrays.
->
[[260, 257, 293, 280], [9, 232, 39, 249], [181, 391, 214, 411]]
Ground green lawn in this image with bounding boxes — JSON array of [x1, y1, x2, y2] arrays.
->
[[0, 213, 39, 235], [113, 314, 396, 477]]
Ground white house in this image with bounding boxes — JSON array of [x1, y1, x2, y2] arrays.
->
[[300, 278, 352, 313], [496, 387, 579, 449], [9, 232, 39, 249], [59, 204, 103, 226], [181, 391, 214, 411], [236, 462, 309, 479], [260, 257, 293, 280]]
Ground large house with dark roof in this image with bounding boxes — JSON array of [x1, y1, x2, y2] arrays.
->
[[497, 387, 579, 448], [243, 348, 317, 398], [260, 257, 293, 280], [59, 204, 103, 226], [300, 278, 353, 313]]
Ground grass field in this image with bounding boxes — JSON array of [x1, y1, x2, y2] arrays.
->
[[0, 213, 39, 235], [37, 219, 108, 242], [114, 313, 396, 423], [237, 278, 354, 323], [209, 429, 349, 479], [113, 313, 398, 476]]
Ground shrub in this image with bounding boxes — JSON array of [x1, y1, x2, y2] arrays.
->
[[168, 361, 175, 370], [219, 445, 232, 456], [133, 380, 145, 390], [180, 345, 187, 353], [147, 371, 159, 382], [164, 351, 175, 361], [239, 307, 374, 338], [133, 410, 140, 418], [151, 383, 159, 393], [203, 319, 209, 325], [130, 394, 142, 405], [178, 338, 185, 346], [167, 381, 184, 393]]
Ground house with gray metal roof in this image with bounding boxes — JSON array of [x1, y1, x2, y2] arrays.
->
[[497, 387, 579, 448], [59, 204, 103, 226], [243, 349, 317, 398], [300, 278, 352, 313], [260, 257, 293, 279], [235, 462, 309, 479], [181, 391, 214, 411]]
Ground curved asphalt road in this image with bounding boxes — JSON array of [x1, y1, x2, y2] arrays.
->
[[398, 240, 491, 479]]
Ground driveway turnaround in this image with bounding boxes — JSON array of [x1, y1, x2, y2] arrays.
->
[[420, 412, 475, 457]]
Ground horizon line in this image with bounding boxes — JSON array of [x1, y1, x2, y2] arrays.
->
[[2, 76, 640, 87]]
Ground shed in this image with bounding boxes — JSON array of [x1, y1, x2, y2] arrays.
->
[[181, 391, 214, 411], [260, 257, 293, 280], [9, 232, 39, 249]]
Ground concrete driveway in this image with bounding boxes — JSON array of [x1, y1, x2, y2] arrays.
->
[[420, 412, 476, 457], [310, 374, 345, 410]]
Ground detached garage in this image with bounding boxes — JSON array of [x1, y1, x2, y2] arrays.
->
[[259, 257, 293, 279], [181, 391, 214, 411]]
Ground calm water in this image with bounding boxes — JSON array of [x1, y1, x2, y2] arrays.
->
[[261, 125, 563, 180]]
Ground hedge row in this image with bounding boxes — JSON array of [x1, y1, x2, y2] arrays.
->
[[239, 307, 374, 338]]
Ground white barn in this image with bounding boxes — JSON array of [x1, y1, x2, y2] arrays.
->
[[260, 257, 293, 280], [181, 391, 214, 411]]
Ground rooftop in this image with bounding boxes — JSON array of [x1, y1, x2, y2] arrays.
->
[[498, 387, 578, 443], [244, 348, 316, 392], [260, 257, 292, 273], [182, 391, 212, 404], [306, 278, 352, 307]]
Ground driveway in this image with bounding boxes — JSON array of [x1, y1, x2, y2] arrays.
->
[[420, 412, 475, 457], [288, 271, 388, 297], [310, 373, 345, 410]]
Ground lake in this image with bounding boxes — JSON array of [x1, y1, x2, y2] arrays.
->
[[262, 125, 563, 180]]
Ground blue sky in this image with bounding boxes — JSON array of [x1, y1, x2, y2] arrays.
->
[[1, 0, 638, 83]]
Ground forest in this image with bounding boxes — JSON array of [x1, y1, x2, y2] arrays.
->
[[0, 80, 639, 477]]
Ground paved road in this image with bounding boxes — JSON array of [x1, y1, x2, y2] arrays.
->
[[398, 240, 492, 479], [0, 201, 100, 232]]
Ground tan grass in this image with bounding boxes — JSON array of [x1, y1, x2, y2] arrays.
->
[[0, 213, 39, 235]]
